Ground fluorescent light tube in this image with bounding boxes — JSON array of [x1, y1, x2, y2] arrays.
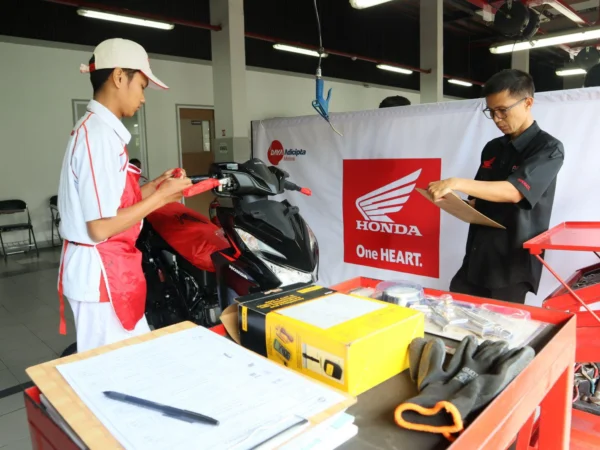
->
[[273, 44, 327, 58], [490, 26, 600, 54], [77, 9, 174, 30], [350, 0, 394, 9], [556, 68, 587, 76], [448, 79, 473, 87], [377, 64, 413, 75]]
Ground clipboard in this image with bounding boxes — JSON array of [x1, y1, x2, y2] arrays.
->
[[26, 322, 356, 450], [416, 188, 506, 229]]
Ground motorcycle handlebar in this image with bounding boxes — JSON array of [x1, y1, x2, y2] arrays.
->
[[183, 178, 222, 198], [189, 175, 210, 184], [185, 174, 312, 197], [284, 180, 312, 196]]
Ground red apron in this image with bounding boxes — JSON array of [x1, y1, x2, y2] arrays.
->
[[58, 163, 147, 334]]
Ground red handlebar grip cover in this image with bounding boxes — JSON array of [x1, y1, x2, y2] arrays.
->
[[300, 187, 312, 196], [183, 179, 220, 197]]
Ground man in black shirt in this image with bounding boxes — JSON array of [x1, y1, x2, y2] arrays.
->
[[379, 95, 411, 108], [427, 69, 564, 304]]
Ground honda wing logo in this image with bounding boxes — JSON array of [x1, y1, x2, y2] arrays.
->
[[356, 169, 421, 223], [355, 169, 423, 236]]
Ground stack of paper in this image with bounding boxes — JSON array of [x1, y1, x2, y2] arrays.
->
[[53, 326, 356, 450], [279, 413, 358, 450]]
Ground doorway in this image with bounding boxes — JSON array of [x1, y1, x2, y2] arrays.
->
[[177, 106, 215, 217]]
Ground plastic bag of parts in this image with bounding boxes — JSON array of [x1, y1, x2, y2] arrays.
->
[[480, 303, 531, 321], [371, 280, 544, 348], [417, 294, 515, 341]]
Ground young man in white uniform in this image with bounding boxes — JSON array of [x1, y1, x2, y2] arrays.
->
[[57, 38, 192, 352]]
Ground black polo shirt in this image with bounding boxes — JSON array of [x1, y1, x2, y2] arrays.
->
[[462, 121, 564, 294]]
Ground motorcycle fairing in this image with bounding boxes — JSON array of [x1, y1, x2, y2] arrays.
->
[[145, 202, 230, 273]]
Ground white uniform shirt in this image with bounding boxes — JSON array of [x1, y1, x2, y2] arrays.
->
[[57, 100, 132, 302]]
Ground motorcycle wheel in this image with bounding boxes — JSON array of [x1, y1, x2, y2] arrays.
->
[[145, 306, 184, 330], [61, 342, 77, 357]]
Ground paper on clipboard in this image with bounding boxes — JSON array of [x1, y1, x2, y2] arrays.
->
[[53, 325, 352, 450], [416, 188, 506, 229]]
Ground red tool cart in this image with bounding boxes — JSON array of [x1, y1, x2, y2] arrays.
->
[[524, 221, 600, 362], [332, 277, 581, 450], [523, 221, 600, 449], [24, 284, 580, 450]]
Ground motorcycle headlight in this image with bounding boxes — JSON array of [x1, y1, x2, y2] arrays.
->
[[260, 257, 314, 287], [235, 228, 286, 259], [235, 228, 316, 287]]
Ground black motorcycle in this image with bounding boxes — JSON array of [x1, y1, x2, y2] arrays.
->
[[138, 157, 319, 330]]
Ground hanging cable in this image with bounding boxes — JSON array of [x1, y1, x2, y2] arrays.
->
[[314, 0, 323, 67], [311, 0, 342, 137]]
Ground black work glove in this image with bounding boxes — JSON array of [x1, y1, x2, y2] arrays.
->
[[442, 345, 535, 441], [395, 336, 512, 437]]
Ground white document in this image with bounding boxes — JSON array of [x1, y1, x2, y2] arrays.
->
[[56, 326, 347, 450], [277, 293, 385, 329], [278, 413, 356, 450]]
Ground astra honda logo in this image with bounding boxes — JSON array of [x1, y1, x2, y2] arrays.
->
[[343, 158, 441, 278], [267, 140, 307, 165], [355, 169, 423, 237], [481, 156, 496, 169]]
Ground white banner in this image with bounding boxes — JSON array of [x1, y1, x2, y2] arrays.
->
[[252, 88, 600, 306]]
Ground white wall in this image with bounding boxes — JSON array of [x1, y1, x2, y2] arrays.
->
[[0, 37, 457, 247]]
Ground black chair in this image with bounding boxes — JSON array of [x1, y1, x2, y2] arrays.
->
[[50, 195, 62, 247], [0, 199, 39, 260]]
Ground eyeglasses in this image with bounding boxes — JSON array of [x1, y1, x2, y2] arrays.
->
[[483, 98, 527, 120]]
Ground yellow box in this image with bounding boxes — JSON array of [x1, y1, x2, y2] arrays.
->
[[221, 283, 424, 396]]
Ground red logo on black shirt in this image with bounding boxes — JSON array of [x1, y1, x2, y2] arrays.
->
[[518, 179, 531, 191], [481, 157, 496, 169]]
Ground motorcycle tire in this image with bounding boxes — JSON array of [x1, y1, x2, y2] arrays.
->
[[61, 342, 77, 357], [145, 306, 185, 330]]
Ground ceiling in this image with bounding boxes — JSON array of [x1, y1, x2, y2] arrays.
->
[[2, 0, 599, 99]]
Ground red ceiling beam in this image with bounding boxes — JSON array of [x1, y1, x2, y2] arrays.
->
[[464, 0, 592, 26], [463, 0, 588, 55], [526, 0, 592, 26], [462, 0, 499, 12]]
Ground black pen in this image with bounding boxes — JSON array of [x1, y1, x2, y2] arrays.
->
[[103, 391, 219, 426]]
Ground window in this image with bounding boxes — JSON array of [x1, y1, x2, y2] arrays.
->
[[71, 99, 149, 178]]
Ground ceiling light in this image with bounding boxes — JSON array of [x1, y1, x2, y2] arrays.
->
[[350, 0, 394, 9], [377, 64, 413, 75], [448, 79, 473, 87], [77, 9, 174, 30], [556, 68, 587, 76], [273, 44, 327, 58], [490, 26, 600, 54]]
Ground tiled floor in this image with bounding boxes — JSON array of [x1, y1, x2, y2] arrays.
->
[[0, 247, 73, 450]]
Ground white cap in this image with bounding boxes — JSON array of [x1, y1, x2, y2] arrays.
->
[[80, 38, 168, 90]]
